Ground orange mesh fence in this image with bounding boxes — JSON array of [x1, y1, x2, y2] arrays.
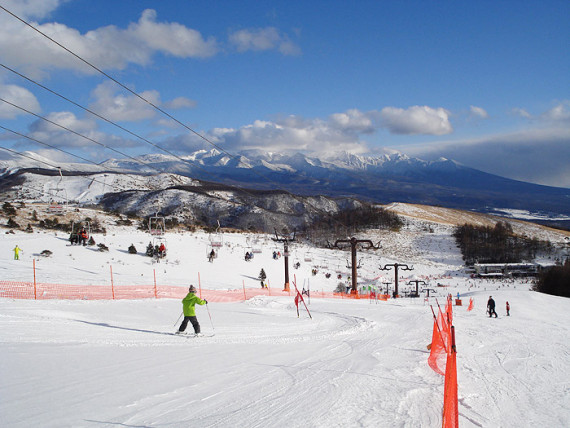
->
[[428, 315, 447, 375], [0, 281, 390, 302], [442, 333, 459, 427], [427, 302, 459, 428]]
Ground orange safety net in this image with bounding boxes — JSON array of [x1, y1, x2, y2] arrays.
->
[[428, 306, 448, 375], [0, 281, 393, 302], [427, 301, 459, 428], [442, 343, 459, 427]]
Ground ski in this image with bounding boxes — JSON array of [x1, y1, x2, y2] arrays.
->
[[173, 332, 215, 337]]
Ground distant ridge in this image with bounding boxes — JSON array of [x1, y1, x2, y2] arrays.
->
[[1, 149, 569, 219]]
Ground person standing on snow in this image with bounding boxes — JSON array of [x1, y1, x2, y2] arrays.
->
[[13, 245, 22, 260], [177, 285, 207, 335], [487, 296, 498, 318], [506, 301, 510, 316]]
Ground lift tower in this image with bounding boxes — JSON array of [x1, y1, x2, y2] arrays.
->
[[380, 262, 413, 298], [272, 229, 296, 292], [334, 237, 378, 294]]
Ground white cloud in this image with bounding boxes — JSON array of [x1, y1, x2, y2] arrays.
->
[[164, 112, 372, 155], [0, 0, 65, 20], [541, 101, 570, 123], [163, 97, 197, 110], [469, 105, 489, 119], [512, 107, 532, 119], [229, 27, 301, 55], [24, 110, 139, 154], [88, 82, 198, 122], [29, 111, 96, 134], [88, 82, 160, 122], [329, 109, 377, 134], [0, 8, 218, 78], [0, 83, 41, 118], [380, 106, 453, 135], [128, 9, 218, 58]]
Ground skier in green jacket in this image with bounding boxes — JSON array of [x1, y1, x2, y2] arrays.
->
[[177, 285, 207, 335]]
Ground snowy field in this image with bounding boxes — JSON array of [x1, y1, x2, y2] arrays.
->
[[1, 212, 569, 427]]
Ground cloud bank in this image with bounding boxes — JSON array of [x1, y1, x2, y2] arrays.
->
[[0, 4, 301, 78], [396, 102, 570, 188]]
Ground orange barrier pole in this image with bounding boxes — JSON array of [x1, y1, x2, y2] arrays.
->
[[110, 265, 115, 300], [242, 280, 247, 301], [153, 269, 157, 299], [33, 259, 37, 300], [267, 279, 271, 296], [198, 272, 202, 299]]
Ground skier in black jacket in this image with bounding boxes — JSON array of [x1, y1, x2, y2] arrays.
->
[[487, 296, 498, 318]]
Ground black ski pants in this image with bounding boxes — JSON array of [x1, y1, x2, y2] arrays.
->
[[179, 316, 200, 333]]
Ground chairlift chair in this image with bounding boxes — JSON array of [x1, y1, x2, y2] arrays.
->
[[149, 214, 166, 236], [207, 245, 217, 261], [48, 167, 67, 214], [251, 238, 262, 254], [304, 251, 313, 262]]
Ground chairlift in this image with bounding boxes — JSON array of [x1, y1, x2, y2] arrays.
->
[[244, 246, 254, 261], [346, 259, 363, 269], [48, 167, 67, 214], [207, 245, 217, 262], [293, 256, 301, 269], [69, 220, 91, 245], [304, 251, 313, 262], [209, 220, 223, 248], [149, 213, 166, 236], [251, 238, 262, 254]]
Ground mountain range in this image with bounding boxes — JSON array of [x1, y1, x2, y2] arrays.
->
[[1, 149, 569, 227], [101, 149, 570, 217]]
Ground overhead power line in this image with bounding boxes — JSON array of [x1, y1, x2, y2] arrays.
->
[[0, 5, 368, 234]]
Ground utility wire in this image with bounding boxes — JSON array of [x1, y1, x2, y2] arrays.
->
[[0, 62, 350, 231], [0, 6, 361, 234]]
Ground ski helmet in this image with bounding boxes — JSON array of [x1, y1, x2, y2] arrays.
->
[[189, 285, 196, 292]]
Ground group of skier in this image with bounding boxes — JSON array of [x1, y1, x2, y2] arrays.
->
[[487, 296, 510, 317], [69, 228, 89, 245]]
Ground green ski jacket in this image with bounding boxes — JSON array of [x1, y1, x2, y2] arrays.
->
[[182, 292, 206, 316]]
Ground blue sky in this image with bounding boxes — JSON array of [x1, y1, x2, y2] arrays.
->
[[0, 0, 568, 187]]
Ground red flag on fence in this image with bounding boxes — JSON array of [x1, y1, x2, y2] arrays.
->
[[294, 292, 300, 317], [293, 276, 312, 319]]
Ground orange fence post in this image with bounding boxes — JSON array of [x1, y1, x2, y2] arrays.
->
[[33, 259, 37, 300], [153, 269, 158, 299], [110, 265, 115, 300], [267, 280, 271, 296], [242, 280, 247, 301]]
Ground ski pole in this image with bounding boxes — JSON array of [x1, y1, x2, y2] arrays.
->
[[206, 302, 215, 332], [173, 312, 183, 327]]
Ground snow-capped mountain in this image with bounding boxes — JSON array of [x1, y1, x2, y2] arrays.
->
[[2, 149, 569, 226], [98, 149, 570, 218]]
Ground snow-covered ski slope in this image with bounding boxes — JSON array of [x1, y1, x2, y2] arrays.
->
[[1, 205, 569, 427]]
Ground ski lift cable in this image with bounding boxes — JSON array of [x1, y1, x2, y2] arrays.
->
[[0, 79, 281, 218], [0, 144, 130, 201], [0, 126, 135, 193], [0, 99, 171, 182], [0, 9, 359, 233]]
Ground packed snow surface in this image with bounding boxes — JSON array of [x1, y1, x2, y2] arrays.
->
[[1, 214, 569, 427]]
